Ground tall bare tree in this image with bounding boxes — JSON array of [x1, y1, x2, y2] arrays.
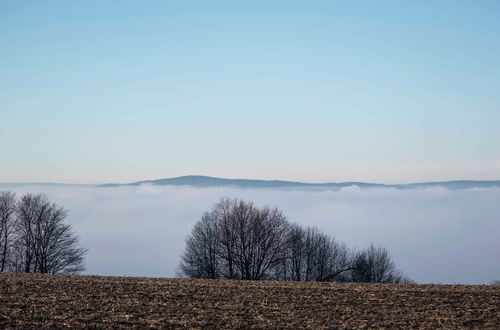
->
[[180, 212, 219, 279], [14, 193, 86, 274], [0, 192, 16, 272], [180, 198, 290, 280], [232, 200, 289, 280], [215, 198, 239, 279]]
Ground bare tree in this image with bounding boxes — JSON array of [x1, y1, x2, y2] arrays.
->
[[348, 244, 409, 283], [0, 192, 16, 272], [286, 223, 306, 281], [232, 200, 289, 280], [180, 212, 219, 279], [14, 193, 39, 272], [286, 224, 351, 282], [14, 193, 86, 274], [215, 198, 239, 279], [180, 198, 290, 280]]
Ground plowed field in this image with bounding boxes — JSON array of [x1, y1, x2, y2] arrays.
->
[[0, 273, 499, 328]]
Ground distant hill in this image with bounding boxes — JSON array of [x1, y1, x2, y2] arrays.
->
[[99, 175, 500, 190]]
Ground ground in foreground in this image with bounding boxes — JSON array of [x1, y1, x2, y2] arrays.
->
[[0, 273, 499, 328]]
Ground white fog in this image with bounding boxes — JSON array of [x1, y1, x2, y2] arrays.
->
[[1, 184, 499, 284]]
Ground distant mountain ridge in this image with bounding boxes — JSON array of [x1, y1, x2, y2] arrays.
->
[[99, 175, 500, 190]]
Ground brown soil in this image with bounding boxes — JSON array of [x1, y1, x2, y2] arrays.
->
[[0, 273, 499, 329]]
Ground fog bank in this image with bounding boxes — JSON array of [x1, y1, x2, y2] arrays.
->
[[2, 184, 499, 284]]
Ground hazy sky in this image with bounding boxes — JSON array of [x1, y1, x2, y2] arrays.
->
[[2, 184, 499, 284], [1, 1, 500, 184]]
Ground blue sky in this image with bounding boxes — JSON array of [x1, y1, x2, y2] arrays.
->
[[1, 1, 499, 183]]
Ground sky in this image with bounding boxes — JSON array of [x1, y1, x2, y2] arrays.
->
[[1, 1, 500, 184], [2, 183, 499, 284]]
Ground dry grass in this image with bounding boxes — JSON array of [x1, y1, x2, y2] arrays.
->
[[1, 273, 499, 328]]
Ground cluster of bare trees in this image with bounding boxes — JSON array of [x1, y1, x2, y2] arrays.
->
[[0, 191, 86, 274], [180, 198, 411, 283]]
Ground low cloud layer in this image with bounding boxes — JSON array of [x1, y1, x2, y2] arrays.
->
[[2, 184, 499, 284]]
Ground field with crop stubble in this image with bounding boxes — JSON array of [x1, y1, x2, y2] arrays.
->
[[0, 273, 499, 328]]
